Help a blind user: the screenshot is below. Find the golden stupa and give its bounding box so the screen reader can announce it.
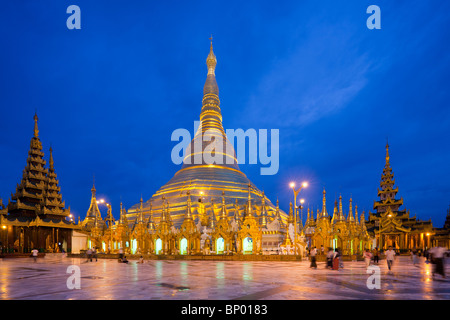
[126,41,286,226]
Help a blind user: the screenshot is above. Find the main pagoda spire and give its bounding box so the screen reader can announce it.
[182,38,238,169]
[127,39,284,228]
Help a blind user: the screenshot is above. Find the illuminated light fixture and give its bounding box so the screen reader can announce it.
[302,182,308,188]
[1,225,6,229]
[289,182,295,188]
[300,199,305,204]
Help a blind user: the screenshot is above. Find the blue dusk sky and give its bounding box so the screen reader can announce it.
[0,1,449,226]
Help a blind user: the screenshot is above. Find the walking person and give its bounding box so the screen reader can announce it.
[92,248,98,262]
[385,246,396,274]
[363,249,372,268]
[411,249,419,266]
[429,246,446,279]
[31,248,39,263]
[326,247,334,269]
[86,248,92,262]
[332,248,340,270]
[310,247,318,269]
[338,248,344,269]
[372,247,379,265]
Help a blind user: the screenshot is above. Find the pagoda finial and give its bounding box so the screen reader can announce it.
[321,187,327,218]
[186,191,193,219]
[206,35,217,76]
[385,139,390,165]
[91,177,96,196]
[33,112,39,138]
[49,146,54,170]
[348,196,354,222]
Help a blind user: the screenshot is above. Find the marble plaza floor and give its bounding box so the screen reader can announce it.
[0,254,449,300]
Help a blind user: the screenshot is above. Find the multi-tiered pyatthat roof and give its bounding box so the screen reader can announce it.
[126,41,284,227]
[373,142,403,214]
[365,142,433,250]
[8,114,70,220]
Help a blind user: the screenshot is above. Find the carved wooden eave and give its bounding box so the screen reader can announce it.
[377,186,398,196]
[373,197,403,209]
[0,215,80,230]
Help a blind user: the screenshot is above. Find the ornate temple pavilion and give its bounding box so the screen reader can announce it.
[125,41,286,228]
[365,143,434,251]
[0,114,79,253]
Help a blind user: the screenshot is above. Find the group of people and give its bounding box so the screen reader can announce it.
[308,246,394,272]
[308,245,447,279]
[308,247,343,270]
[85,248,98,262]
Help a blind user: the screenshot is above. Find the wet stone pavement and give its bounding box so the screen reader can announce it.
[0,254,449,300]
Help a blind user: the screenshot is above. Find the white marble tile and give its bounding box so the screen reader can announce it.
[0,254,448,300]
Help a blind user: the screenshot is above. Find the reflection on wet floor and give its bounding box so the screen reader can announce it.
[0,255,448,300]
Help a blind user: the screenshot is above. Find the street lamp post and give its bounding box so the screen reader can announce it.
[289,182,308,255]
[299,198,305,230]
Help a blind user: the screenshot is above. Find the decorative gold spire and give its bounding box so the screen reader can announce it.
[246,183,253,217]
[385,140,390,166]
[221,190,227,219]
[209,198,217,228]
[119,201,123,223]
[138,196,144,223]
[288,202,294,224]
[161,196,167,222]
[347,196,354,222]
[321,188,328,218]
[260,191,268,228]
[49,146,54,170]
[91,176,96,196]
[33,112,39,138]
[186,191,193,219]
